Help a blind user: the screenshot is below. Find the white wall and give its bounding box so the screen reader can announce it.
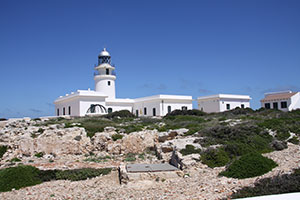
[79,98,107,116]
[290,92,300,111]
[105,101,133,113]
[219,98,250,112]
[198,98,250,113]
[133,99,193,117]
[198,99,220,113]
[261,99,291,112]
[54,99,80,117]
[133,100,161,117]
[94,75,116,99]
[161,100,193,116]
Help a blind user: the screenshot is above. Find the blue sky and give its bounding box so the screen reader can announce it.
[0,0,300,118]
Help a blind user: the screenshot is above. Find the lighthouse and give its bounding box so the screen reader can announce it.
[94,48,116,99]
[54,48,193,117]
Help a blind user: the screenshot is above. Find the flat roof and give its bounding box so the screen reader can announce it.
[126,163,178,173]
[197,94,251,100]
[54,90,108,103]
[134,94,193,102]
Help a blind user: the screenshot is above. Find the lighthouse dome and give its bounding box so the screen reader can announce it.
[98,48,110,57]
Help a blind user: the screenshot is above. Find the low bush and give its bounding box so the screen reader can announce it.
[84,156,111,163]
[111,134,123,141]
[230,168,300,199]
[104,110,135,119]
[124,153,136,162]
[275,130,290,140]
[0,146,7,159]
[165,109,206,117]
[55,168,112,181]
[0,166,112,192]
[223,107,254,115]
[121,124,143,133]
[0,165,42,192]
[37,128,44,134]
[288,136,299,144]
[201,148,230,168]
[271,140,287,151]
[10,157,21,162]
[0,118,7,121]
[180,145,201,156]
[34,152,44,158]
[219,152,277,179]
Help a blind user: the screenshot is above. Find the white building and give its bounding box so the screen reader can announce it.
[260,91,300,112]
[54,48,193,117]
[197,94,251,113]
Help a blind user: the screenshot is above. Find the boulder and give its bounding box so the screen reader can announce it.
[120,130,158,154]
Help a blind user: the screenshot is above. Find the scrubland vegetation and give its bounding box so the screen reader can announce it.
[2,108,300,196]
[0,165,112,192]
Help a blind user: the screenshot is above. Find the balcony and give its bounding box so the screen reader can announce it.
[94,70,116,76]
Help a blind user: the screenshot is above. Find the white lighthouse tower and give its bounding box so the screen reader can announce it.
[94,48,116,99]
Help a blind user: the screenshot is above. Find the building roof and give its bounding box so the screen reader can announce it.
[134,94,193,102]
[98,48,110,57]
[54,90,108,103]
[261,91,297,102]
[197,94,251,101]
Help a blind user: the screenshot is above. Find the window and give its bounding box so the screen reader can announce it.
[68,106,71,115]
[181,106,187,111]
[57,109,59,116]
[153,108,156,116]
[273,102,278,109]
[108,81,111,86]
[144,107,147,115]
[226,104,230,110]
[167,106,171,113]
[108,108,113,113]
[63,107,65,115]
[106,69,109,75]
[136,110,139,117]
[265,103,271,109]
[281,101,287,109]
[241,104,245,109]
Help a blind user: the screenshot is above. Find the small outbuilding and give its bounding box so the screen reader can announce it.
[260,91,300,112]
[197,94,251,113]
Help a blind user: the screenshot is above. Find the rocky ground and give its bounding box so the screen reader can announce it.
[0,117,299,200]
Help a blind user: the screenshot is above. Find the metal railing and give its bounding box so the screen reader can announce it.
[94,70,116,76]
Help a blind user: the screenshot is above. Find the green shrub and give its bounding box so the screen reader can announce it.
[0,165,113,192]
[121,124,143,133]
[34,152,44,158]
[37,128,44,133]
[10,157,21,162]
[165,109,206,117]
[0,165,42,192]
[138,153,145,160]
[224,142,253,158]
[0,118,7,121]
[180,145,201,156]
[201,148,230,168]
[104,110,135,119]
[111,134,123,141]
[220,152,277,179]
[84,156,111,163]
[276,130,290,140]
[55,168,111,181]
[288,136,299,144]
[0,146,8,159]
[230,168,300,199]
[124,153,136,162]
